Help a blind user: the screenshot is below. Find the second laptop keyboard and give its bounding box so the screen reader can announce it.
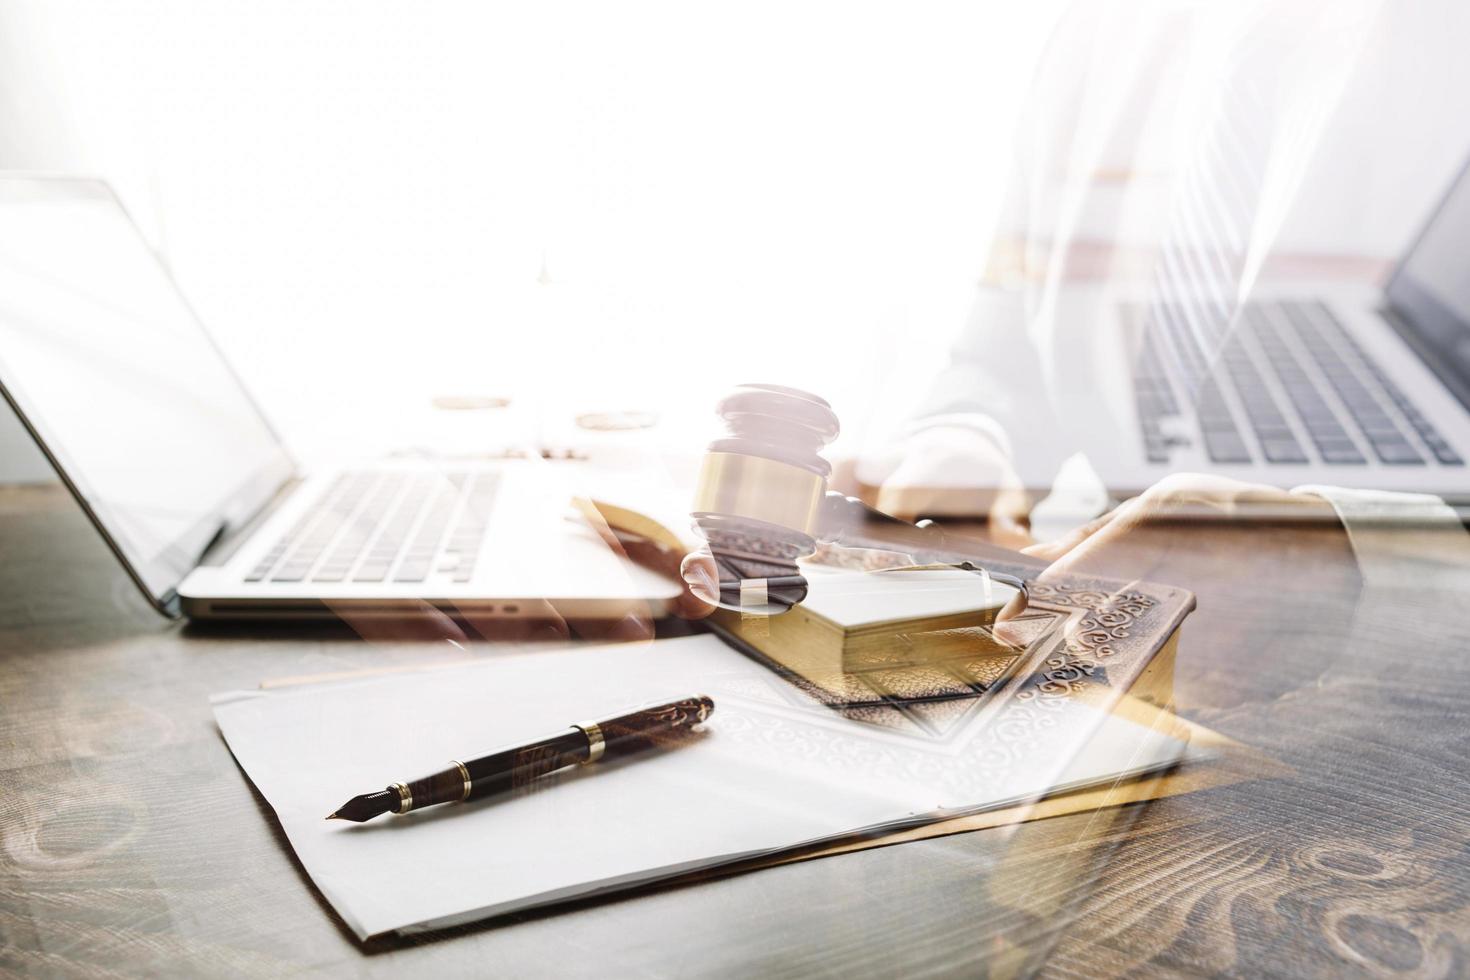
[245,470,499,585]
[1134,299,1463,467]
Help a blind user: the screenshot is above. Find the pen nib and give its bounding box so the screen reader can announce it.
[327,790,397,823]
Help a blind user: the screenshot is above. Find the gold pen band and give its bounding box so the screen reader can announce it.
[575,722,605,764]
[452,760,472,801]
[390,780,412,814]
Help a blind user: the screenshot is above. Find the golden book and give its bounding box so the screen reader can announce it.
[586,496,1194,716]
[705,563,1031,704]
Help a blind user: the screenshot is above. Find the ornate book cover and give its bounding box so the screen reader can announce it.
[705,533,1194,742]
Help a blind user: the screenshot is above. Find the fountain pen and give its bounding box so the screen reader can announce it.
[326,694,715,822]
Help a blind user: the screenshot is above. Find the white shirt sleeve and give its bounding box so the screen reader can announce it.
[1293,485,1470,591]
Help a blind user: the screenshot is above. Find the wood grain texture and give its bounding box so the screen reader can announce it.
[3,483,1469,977]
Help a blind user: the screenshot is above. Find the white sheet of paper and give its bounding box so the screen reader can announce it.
[799,564,1020,627]
[212,635,1187,940]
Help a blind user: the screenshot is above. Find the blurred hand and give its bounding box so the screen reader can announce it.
[1020,473,1339,582]
[873,424,1033,549]
[992,473,1341,647]
[319,490,718,647]
[321,595,575,650]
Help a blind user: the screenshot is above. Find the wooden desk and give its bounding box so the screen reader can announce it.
[4,483,1469,976]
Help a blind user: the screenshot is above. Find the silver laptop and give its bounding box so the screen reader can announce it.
[1026,156,1470,512]
[0,176,681,621]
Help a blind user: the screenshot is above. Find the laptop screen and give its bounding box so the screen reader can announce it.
[0,179,293,610]
[1385,156,1470,405]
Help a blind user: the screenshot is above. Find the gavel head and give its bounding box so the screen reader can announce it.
[684,384,840,613]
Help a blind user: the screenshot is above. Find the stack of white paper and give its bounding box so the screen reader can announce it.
[213,635,1186,940]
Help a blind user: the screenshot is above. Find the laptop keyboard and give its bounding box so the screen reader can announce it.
[1249,305,1363,463]
[244,470,500,585]
[1133,299,1463,467]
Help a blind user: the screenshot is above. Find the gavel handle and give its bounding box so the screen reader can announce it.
[815,492,1035,570]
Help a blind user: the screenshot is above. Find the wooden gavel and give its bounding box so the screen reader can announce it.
[684,384,840,613]
[683,384,1030,617]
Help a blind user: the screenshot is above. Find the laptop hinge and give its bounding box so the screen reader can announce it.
[197,477,303,568]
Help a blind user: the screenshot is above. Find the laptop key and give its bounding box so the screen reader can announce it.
[1421,435,1464,465]
[353,562,392,582]
[1260,438,1309,464]
[1359,415,1400,436]
[394,562,430,582]
[1370,440,1425,465]
[1431,446,1465,465]
[1203,430,1252,463]
[1315,438,1366,464]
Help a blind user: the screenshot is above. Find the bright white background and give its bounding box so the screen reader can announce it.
[2,0,1467,478]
